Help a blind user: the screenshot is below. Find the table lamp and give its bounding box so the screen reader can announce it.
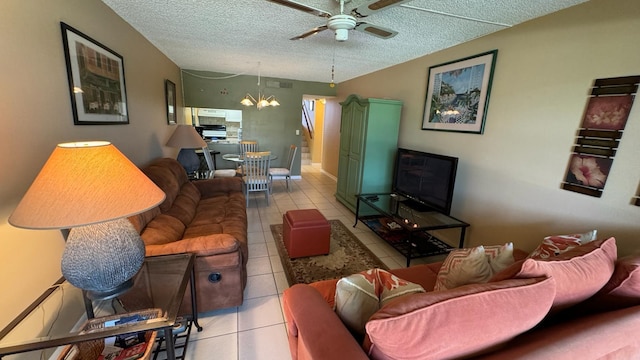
[8,141,166,299]
[166,125,207,175]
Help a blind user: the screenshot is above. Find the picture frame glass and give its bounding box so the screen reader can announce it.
[422,50,497,134]
[165,80,177,125]
[61,22,129,125]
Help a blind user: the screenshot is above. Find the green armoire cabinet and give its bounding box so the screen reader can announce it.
[336,95,403,212]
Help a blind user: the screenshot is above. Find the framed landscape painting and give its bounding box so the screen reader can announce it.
[61,22,129,125]
[422,50,498,134]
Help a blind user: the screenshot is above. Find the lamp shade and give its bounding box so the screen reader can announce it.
[9,141,166,229]
[166,125,207,149]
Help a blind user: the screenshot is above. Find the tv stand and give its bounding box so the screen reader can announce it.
[355,193,470,267]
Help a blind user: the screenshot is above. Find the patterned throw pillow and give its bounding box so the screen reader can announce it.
[529,230,598,259]
[486,243,516,274]
[434,243,515,291]
[334,268,424,336]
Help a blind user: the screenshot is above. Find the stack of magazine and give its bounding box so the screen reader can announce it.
[79,309,162,360]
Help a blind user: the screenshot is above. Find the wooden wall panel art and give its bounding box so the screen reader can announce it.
[562,76,639,198]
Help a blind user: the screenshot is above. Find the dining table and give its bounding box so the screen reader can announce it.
[222,153,278,162]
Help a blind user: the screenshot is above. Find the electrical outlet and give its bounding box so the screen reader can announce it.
[296,130,300,135]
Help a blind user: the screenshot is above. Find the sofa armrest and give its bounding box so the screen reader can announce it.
[283,284,369,360]
[194,177,243,197]
[144,234,239,257]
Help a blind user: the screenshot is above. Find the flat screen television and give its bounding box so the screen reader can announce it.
[392,148,459,215]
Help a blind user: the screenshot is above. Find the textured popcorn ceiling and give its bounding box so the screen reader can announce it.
[101,0,589,83]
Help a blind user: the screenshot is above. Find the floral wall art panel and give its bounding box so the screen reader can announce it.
[561,76,639,198]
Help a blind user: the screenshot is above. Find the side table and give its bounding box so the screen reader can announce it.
[0,253,202,360]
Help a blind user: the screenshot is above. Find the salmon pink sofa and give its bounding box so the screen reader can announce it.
[283,237,640,359]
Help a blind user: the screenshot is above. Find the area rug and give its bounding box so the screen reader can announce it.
[271,219,389,285]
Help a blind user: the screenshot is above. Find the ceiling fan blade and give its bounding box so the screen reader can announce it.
[350,0,413,18]
[354,22,398,39]
[290,25,329,40]
[266,0,332,18]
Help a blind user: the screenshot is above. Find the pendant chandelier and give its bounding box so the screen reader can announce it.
[240,62,280,110]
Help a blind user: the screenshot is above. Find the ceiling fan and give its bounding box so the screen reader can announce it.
[266,0,412,42]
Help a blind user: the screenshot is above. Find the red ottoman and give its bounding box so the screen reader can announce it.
[283,209,331,259]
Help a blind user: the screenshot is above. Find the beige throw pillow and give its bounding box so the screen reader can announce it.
[434,243,515,291]
[335,268,424,337]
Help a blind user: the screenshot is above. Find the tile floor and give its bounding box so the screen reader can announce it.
[183,165,431,360]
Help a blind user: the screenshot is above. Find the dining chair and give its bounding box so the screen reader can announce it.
[202,147,236,178]
[269,144,297,192]
[242,151,271,206]
[237,140,259,176]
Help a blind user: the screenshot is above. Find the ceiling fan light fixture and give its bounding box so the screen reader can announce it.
[335,28,349,41]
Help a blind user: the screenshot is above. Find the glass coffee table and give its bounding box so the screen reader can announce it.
[355,193,470,266]
[0,253,202,360]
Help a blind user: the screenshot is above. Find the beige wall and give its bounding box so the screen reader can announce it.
[0,0,182,329]
[336,0,640,255]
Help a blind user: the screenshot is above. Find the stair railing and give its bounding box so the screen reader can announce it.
[302,102,314,139]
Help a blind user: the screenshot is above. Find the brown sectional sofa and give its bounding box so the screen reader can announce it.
[283,237,640,359]
[128,157,247,313]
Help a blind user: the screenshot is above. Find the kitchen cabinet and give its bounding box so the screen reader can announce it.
[336,95,402,212]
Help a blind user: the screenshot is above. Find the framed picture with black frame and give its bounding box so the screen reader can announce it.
[165,80,177,125]
[422,50,498,134]
[61,22,129,125]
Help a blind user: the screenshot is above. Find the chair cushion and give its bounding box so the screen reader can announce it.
[269,167,290,176]
[213,169,237,178]
[364,276,556,360]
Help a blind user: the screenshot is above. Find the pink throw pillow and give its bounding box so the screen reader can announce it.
[587,254,640,310]
[364,277,556,360]
[501,237,617,311]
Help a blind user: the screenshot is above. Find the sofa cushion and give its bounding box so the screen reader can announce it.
[586,254,640,311]
[493,237,616,311]
[163,185,199,226]
[335,269,425,337]
[142,164,182,212]
[364,276,556,360]
[140,214,185,245]
[528,229,598,259]
[434,243,514,291]
[309,278,339,308]
[388,262,442,292]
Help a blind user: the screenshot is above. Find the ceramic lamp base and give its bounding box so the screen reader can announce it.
[62,218,145,297]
